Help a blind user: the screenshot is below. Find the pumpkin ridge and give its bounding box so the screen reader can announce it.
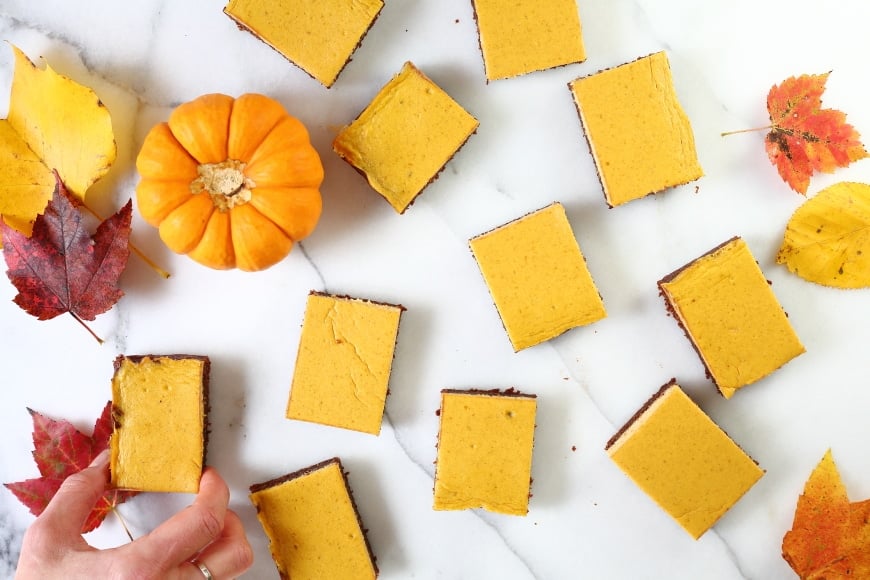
[167,93,234,164]
[228,93,288,162]
[231,203,293,271]
[246,196,297,242]
[136,123,199,180]
[250,185,322,241]
[159,193,215,254]
[188,209,236,269]
[136,178,196,226]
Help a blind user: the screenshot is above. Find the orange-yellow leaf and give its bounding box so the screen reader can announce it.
[766,73,866,195]
[782,450,870,579]
[0,44,116,239]
[776,181,870,288]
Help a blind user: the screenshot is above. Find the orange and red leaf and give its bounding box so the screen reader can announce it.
[782,450,870,579]
[765,73,867,194]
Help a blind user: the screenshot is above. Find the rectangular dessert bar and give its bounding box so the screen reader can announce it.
[607,380,764,539]
[469,202,606,351]
[433,389,537,516]
[224,0,383,88]
[569,52,703,206]
[287,292,404,435]
[658,237,805,398]
[249,458,377,579]
[333,61,479,213]
[471,0,586,80]
[110,355,209,493]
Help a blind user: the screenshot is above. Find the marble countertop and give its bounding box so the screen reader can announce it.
[3,1,870,578]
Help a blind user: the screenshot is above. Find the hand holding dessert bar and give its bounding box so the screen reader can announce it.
[14,452,253,580]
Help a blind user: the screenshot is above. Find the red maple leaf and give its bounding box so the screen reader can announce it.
[765,73,867,194]
[4,402,139,533]
[0,172,132,343]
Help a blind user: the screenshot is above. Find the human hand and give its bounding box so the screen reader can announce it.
[15,451,253,579]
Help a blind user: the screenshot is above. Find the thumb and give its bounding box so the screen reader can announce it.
[39,449,110,537]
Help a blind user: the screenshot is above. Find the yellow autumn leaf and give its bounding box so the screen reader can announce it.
[0,120,54,236]
[777,181,870,288]
[0,44,116,236]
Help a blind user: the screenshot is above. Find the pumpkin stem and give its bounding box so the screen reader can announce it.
[191,160,255,211]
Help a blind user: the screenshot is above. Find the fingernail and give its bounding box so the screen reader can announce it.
[89,449,110,468]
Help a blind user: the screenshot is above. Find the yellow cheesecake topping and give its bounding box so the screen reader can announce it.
[433,390,537,516]
[287,292,403,435]
[110,355,209,493]
[250,458,376,580]
[607,381,764,539]
[470,202,606,351]
[659,237,805,398]
[333,61,479,213]
[223,0,383,88]
[472,0,585,80]
[569,51,703,206]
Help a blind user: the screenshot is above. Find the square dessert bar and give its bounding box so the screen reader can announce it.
[469,202,606,351]
[287,291,404,435]
[250,458,377,580]
[471,0,586,81]
[606,381,764,539]
[569,51,703,206]
[333,61,479,213]
[224,0,383,88]
[659,237,805,398]
[433,389,537,516]
[110,355,209,493]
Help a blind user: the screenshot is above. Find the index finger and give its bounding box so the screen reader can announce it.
[132,468,229,569]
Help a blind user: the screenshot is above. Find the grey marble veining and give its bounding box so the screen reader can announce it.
[0,507,23,579]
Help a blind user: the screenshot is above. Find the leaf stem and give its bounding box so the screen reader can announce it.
[112,506,135,543]
[128,244,171,279]
[69,312,104,344]
[81,202,170,279]
[721,125,773,137]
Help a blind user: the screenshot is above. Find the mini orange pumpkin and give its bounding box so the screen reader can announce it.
[136,93,323,271]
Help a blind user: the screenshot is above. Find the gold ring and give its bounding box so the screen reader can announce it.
[192,559,214,580]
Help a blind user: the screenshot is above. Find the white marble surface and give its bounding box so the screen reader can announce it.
[2,1,870,578]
